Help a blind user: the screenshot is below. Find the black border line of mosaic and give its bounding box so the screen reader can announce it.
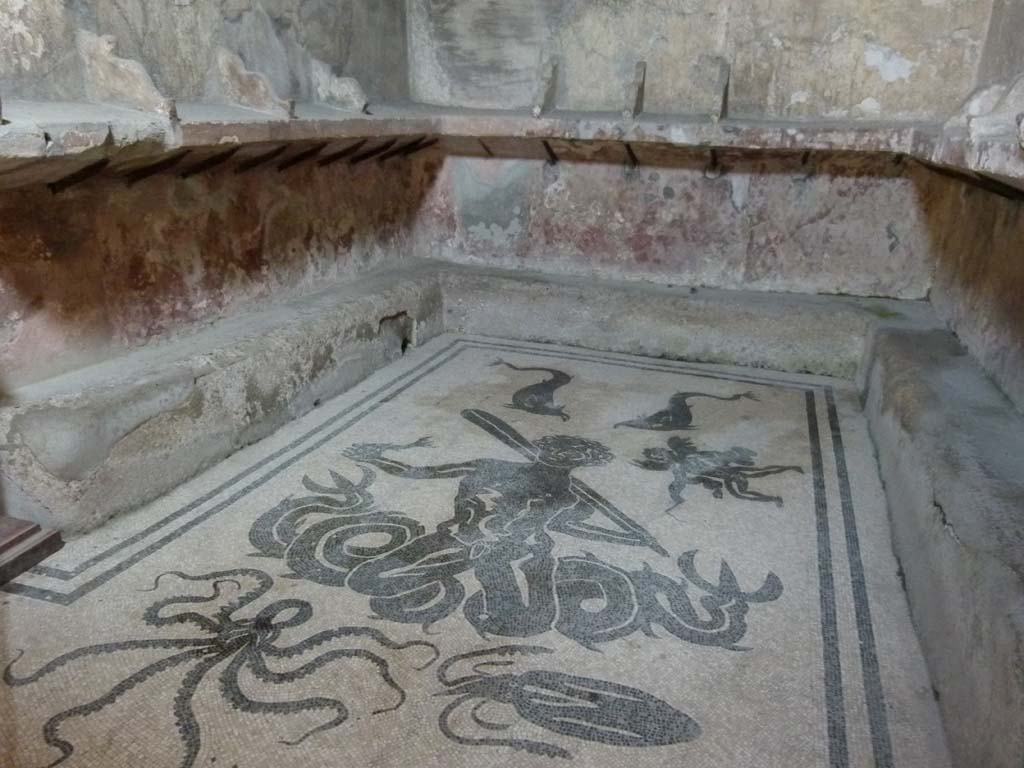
[27,338,824,585]
[7,344,469,603]
[806,391,849,768]
[2,336,895,765]
[826,388,895,768]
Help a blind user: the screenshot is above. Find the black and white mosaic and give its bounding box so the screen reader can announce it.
[0,335,951,767]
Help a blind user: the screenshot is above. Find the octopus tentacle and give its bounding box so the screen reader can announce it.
[438,645,553,687]
[173,654,226,768]
[142,570,273,631]
[4,640,213,686]
[264,627,439,669]
[144,570,274,623]
[438,696,571,759]
[220,652,349,746]
[246,648,407,714]
[39,649,210,767]
[470,699,512,731]
[472,660,516,676]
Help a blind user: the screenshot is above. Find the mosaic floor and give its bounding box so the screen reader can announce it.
[0,335,951,768]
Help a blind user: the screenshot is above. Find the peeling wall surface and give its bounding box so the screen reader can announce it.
[974,0,1024,88]
[0,156,440,387]
[407,0,987,119]
[0,0,85,101]
[415,148,1024,412]
[0,0,408,104]
[418,148,934,299]
[0,145,1020,410]
[923,175,1024,412]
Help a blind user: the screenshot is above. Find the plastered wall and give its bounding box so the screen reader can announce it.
[407,0,990,120]
[923,175,1024,412]
[0,155,441,388]
[0,0,408,104]
[417,147,935,299]
[415,146,1024,412]
[1,145,1022,412]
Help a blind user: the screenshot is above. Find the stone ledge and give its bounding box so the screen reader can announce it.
[439,262,939,380]
[4,98,1022,192]
[0,98,943,191]
[0,259,939,536]
[0,266,444,533]
[863,328,1024,768]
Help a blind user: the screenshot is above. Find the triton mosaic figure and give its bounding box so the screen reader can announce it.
[249,408,783,650]
[344,408,662,557]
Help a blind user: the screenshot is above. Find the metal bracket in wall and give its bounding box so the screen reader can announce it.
[478,139,495,158]
[704,149,723,179]
[623,61,647,120]
[122,150,191,185]
[377,136,427,163]
[235,145,288,174]
[624,143,640,169]
[378,136,439,163]
[542,140,559,166]
[349,139,398,165]
[179,146,241,179]
[316,140,368,167]
[277,142,329,172]
[404,138,439,157]
[0,94,8,126]
[48,159,111,194]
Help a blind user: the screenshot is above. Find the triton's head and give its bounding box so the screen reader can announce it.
[534,435,613,468]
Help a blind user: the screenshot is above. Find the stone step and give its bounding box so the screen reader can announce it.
[0,263,446,534]
[864,327,1024,768]
[0,260,939,536]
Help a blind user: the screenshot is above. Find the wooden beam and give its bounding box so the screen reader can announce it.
[0,516,63,586]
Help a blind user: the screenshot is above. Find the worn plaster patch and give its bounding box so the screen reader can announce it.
[729,173,751,212]
[864,43,917,83]
[855,97,883,116]
[0,0,48,72]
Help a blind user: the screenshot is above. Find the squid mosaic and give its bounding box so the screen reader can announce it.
[433,645,701,758]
